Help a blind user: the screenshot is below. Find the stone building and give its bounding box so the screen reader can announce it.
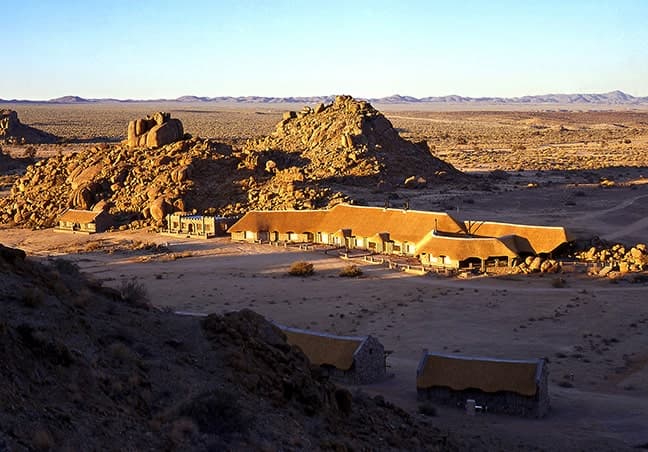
[164,213,237,238]
[278,325,387,384]
[56,209,113,234]
[416,352,550,418]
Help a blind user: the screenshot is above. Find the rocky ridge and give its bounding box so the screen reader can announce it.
[0,97,464,230]
[0,243,485,451]
[0,109,58,144]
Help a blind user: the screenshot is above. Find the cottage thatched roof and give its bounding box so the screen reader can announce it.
[416,231,519,261]
[228,204,466,243]
[228,205,571,262]
[228,209,329,234]
[466,221,571,254]
[58,209,106,224]
[416,353,544,397]
[279,326,366,371]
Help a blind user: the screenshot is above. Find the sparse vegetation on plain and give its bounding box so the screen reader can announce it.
[119,278,149,305]
[288,261,314,276]
[339,264,363,277]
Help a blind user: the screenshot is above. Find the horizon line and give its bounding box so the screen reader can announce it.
[2,89,648,103]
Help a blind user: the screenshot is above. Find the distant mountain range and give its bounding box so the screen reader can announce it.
[2,90,647,105]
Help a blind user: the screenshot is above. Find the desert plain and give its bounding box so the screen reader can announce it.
[2,101,648,450]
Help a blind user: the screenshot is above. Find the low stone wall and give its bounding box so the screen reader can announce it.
[418,384,549,418]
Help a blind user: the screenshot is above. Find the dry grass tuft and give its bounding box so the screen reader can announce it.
[119,278,149,305]
[21,287,45,308]
[32,429,54,450]
[339,264,363,277]
[551,277,567,288]
[288,261,314,276]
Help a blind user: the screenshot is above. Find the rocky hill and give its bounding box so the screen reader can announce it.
[0,109,58,144]
[0,243,491,451]
[0,97,464,230]
[243,95,461,188]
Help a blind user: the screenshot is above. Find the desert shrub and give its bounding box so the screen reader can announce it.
[288,261,314,276]
[170,417,198,443]
[32,429,54,450]
[108,341,139,364]
[418,402,438,416]
[73,289,93,309]
[119,278,149,305]
[178,389,249,435]
[23,146,37,160]
[21,287,45,308]
[51,258,80,276]
[339,264,363,277]
[551,277,566,288]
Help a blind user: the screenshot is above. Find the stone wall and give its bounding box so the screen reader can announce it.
[417,363,550,418]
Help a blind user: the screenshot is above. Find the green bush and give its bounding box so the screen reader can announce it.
[288,261,314,276]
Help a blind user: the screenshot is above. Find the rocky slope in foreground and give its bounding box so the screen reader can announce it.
[0,96,463,229]
[1,243,504,451]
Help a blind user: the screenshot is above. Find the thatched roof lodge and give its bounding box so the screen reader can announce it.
[228,204,571,269]
[278,325,386,384]
[56,209,113,234]
[417,352,549,418]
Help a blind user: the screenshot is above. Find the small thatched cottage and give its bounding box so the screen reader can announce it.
[228,204,571,269]
[164,213,237,238]
[278,325,386,384]
[416,352,549,418]
[56,209,113,234]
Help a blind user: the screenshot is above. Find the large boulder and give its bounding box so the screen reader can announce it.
[0,109,58,144]
[127,112,184,149]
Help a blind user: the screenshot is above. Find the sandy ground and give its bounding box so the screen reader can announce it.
[3,182,648,451]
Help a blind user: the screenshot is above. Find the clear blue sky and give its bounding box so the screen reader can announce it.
[5,0,648,99]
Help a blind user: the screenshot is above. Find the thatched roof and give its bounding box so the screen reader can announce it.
[318,204,466,242]
[228,205,571,262]
[279,325,366,371]
[416,352,544,397]
[466,221,571,254]
[58,209,106,224]
[416,231,519,261]
[228,204,466,243]
[228,209,329,234]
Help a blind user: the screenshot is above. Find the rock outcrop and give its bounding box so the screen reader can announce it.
[0,109,58,144]
[244,95,462,187]
[577,243,648,274]
[1,99,464,229]
[126,112,184,148]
